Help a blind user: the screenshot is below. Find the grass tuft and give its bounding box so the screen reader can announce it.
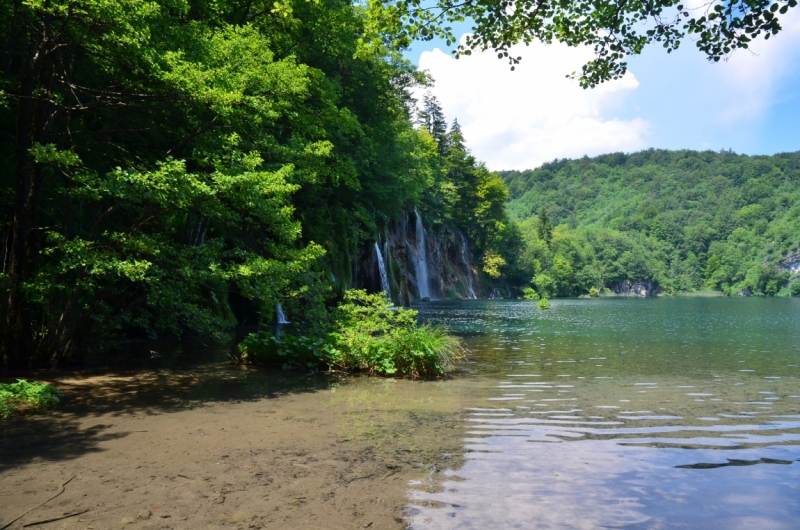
[0,379,63,418]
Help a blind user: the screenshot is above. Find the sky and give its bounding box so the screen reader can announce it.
[403,10,800,171]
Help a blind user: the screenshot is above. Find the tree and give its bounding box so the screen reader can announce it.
[417,92,448,152]
[538,209,553,246]
[501,149,800,297]
[0,0,446,367]
[366,0,798,87]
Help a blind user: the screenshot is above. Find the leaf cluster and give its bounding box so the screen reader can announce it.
[0,380,63,418]
[366,0,798,87]
[236,289,464,378]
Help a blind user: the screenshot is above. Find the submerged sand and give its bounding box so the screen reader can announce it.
[0,366,466,529]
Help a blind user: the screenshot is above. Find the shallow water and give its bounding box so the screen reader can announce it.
[408,298,800,529]
[4,298,799,528]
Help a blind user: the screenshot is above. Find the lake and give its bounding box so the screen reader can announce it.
[407,297,800,529]
[2,297,798,529]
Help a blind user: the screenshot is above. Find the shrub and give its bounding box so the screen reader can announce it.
[236,290,463,378]
[588,286,600,297]
[537,297,552,309]
[0,380,63,418]
[237,333,330,370]
[533,273,554,297]
[326,290,463,378]
[521,287,539,300]
[791,280,800,297]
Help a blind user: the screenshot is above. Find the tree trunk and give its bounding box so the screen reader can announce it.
[1,11,49,368]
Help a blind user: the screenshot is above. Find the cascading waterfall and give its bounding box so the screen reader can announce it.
[275,304,289,324]
[413,207,431,299]
[459,231,477,299]
[374,242,391,295]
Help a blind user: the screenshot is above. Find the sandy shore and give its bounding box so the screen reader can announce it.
[0,366,465,529]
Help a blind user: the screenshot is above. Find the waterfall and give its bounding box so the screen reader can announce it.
[374,242,391,295]
[275,304,289,324]
[414,207,430,299]
[459,231,477,299]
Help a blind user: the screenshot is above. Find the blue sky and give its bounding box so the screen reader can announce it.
[402,12,800,170]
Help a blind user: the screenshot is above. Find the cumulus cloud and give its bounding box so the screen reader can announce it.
[716,8,800,122]
[417,38,651,170]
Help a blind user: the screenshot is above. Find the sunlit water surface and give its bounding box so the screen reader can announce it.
[408,298,800,529]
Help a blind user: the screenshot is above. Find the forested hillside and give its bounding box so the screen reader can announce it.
[0,0,512,368]
[501,150,800,298]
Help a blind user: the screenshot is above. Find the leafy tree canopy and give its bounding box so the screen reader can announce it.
[364,0,798,87]
[0,0,516,368]
[502,149,800,297]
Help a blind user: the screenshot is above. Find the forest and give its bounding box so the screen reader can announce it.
[501,150,800,298]
[0,0,514,369]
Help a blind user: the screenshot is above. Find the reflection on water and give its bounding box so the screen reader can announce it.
[408,298,800,529]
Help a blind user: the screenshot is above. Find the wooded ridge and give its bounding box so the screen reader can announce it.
[501,149,800,298]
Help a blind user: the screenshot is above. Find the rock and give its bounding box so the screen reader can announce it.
[351,209,482,304]
[136,509,152,520]
[607,281,661,297]
[777,251,800,273]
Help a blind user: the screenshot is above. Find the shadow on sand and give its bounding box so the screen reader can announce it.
[0,360,332,473]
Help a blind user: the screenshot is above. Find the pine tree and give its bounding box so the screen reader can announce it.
[444,118,466,155]
[538,208,553,246]
[418,92,447,150]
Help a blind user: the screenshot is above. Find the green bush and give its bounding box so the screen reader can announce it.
[325,290,463,378]
[0,380,63,418]
[588,286,600,297]
[236,290,463,378]
[237,333,330,370]
[533,273,554,297]
[537,297,552,309]
[790,280,800,297]
[521,287,539,300]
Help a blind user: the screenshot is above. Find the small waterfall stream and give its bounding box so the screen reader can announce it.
[459,231,477,299]
[275,304,289,324]
[374,242,391,295]
[414,207,431,299]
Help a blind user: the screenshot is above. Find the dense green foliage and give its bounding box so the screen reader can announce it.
[502,150,800,297]
[415,95,520,282]
[237,290,463,377]
[326,290,463,377]
[365,0,798,87]
[537,297,551,309]
[0,379,62,418]
[0,0,508,369]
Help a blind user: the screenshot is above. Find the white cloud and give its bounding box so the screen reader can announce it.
[717,8,800,122]
[417,38,651,170]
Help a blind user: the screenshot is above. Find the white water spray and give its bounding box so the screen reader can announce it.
[459,231,477,299]
[374,242,391,295]
[275,304,289,324]
[414,207,431,299]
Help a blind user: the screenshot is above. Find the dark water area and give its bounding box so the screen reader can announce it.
[408,298,800,529]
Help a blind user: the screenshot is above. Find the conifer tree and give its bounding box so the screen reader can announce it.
[538,209,553,246]
[418,92,448,153]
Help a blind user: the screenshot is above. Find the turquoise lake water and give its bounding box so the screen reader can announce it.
[408,297,800,529]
